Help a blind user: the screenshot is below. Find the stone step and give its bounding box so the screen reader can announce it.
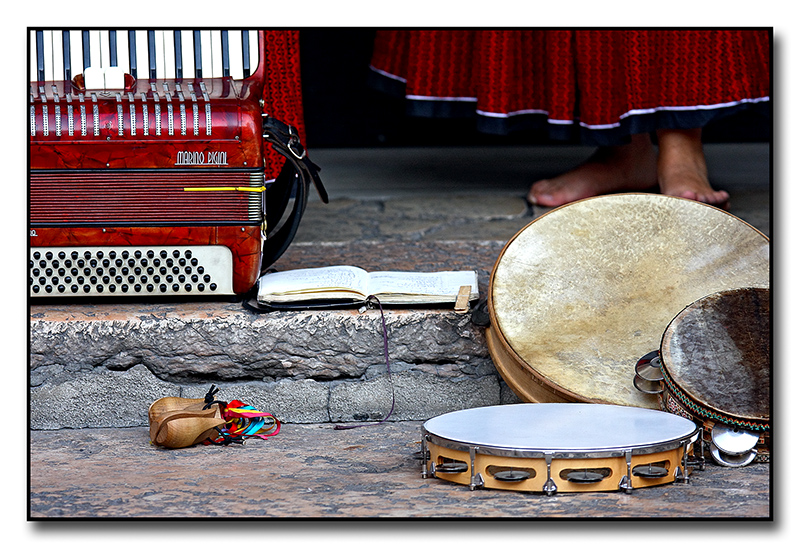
[30,292,524,429]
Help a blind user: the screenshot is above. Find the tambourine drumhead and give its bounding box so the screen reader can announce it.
[661,287,770,424]
[423,403,697,454]
[488,194,769,408]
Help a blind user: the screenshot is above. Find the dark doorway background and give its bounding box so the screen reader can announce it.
[298,29,771,149]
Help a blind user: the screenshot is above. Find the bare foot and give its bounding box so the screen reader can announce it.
[527,133,658,207]
[656,128,730,210]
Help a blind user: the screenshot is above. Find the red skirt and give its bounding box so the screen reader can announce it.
[261,30,306,180]
[369,30,771,145]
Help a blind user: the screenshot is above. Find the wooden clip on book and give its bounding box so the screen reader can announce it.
[256,266,479,308]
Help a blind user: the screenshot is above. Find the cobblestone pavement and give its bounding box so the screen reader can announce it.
[30,422,770,520]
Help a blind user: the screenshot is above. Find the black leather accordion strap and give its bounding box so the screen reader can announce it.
[260,116,328,274]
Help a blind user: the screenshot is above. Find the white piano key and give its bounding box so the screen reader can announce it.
[30,30,38,82]
[153,31,165,79]
[98,30,111,68]
[210,31,223,79]
[181,30,194,79]
[162,30,176,79]
[69,30,83,75]
[115,30,129,74]
[248,30,259,77]
[200,30,213,79]
[88,30,102,69]
[134,30,149,79]
[51,31,65,82]
[228,30,243,80]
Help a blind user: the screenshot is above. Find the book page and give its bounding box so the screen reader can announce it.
[258,266,370,298]
[366,271,478,299]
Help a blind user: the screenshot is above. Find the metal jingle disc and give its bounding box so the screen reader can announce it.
[632,464,669,478]
[633,374,663,395]
[710,444,757,468]
[492,469,531,482]
[566,470,604,484]
[711,424,760,455]
[436,462,469,474]
[635,353,664,382]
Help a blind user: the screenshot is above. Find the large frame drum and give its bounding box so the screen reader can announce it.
[487,194,769,409]
[422,403,700,495]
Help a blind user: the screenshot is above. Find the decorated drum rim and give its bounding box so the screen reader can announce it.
[659,363,770,433]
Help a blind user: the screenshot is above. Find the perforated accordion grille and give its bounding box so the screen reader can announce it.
[29,245,234,297]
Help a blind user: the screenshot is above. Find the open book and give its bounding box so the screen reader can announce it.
[256,266,479,306]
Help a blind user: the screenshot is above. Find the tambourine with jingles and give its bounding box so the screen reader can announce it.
[421,403,700,495]
[634,287,770,467]
[486,194,770,410]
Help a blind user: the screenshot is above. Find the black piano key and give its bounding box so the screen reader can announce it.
[221,30,230,77]
[109,30,118,66]
[174,30,182,79]
[193,30,202,78]
[242,30,250,78]
[147,30,157,80]
[62,30,72,80]
[128,30,137,79]
[35,31,45,81]
[82,30,91,70]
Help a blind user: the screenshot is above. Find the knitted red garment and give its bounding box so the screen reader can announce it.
[261,30,306,181]
[370,30,770,144]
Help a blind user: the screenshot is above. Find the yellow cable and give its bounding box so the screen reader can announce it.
[183,186,267,192]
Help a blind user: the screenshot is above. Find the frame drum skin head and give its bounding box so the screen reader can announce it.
[661,287,770,423]
[488,194,769,409]
[423,403,697,453]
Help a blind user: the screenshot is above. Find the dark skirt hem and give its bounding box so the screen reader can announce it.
[368,68,771,147]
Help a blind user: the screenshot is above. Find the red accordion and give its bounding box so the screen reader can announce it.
[29,29,325,298]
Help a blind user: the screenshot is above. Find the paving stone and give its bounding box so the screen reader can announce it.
[29,423,771,519]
